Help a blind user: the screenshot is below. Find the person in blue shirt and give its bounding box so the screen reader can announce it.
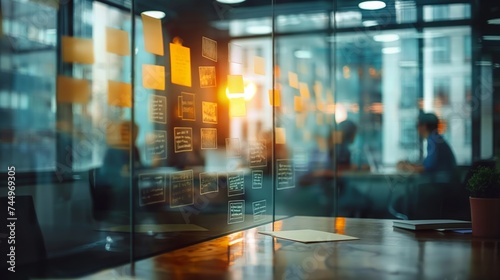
[398,113,457,179]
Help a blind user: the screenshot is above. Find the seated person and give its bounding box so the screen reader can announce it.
[397,113,457,182]
[93,122,142,216]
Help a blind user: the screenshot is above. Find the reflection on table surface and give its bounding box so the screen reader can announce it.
[86,216,500,280]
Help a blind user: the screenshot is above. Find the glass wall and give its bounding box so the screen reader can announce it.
[0,0,497,277]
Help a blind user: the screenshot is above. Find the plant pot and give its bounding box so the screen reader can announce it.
[469,197,500,238]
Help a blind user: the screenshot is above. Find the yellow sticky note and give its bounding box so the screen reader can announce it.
[288,72,299,89]
[268,89,281,107]
[227,75,244,93]
[276,127,286,144]
[299,83,310,98]
[142,14,164,56]
[254,56,265,75]
[230,98,246,117]
[170,43,192,87]
[294,96,303,112]
[56,76,90,104]
[61,36,94,64]
[106,27,130,56]
[108,81,132,107]
[142,64,165,90]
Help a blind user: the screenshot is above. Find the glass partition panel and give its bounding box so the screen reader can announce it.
[131,0,274,259]
[0,0,133,278]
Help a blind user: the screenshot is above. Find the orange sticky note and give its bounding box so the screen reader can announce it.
[61,36,94,64]
[142,14,164,56]
[288,72,299,89]
[142,64,165,90]
[299,83,310,98]
[227,75,244,93]
[268,89,281,107]
[230,98,246,117]
[275,127,286,144]
[294,96,303,112]
[170,43,192,87]
[108,81,132,107]
[254,56,265,75]
[56,76,90,104]
[106,27,130,56]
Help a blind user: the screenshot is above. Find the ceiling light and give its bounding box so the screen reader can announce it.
[246,25,272,35]
[216,0,246,4]
[358,1,386,10]
[483,35,500,41]
[141,11,166,19]
[373,34,400,42]
[294,50,312,59]
[362,20,378,27]
[382,47,400,54]
[487,18,500,25]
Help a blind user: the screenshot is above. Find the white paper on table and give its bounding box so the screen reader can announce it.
[259,229,359,243]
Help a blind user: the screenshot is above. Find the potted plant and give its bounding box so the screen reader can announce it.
[466,166,500,237]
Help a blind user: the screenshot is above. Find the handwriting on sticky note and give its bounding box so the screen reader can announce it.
[142,14,164,55]
[252,171,264,189]
[149,95,167,124]
[249,141,267,167]
[62,36,94,64]
[106,27,130,56]
[202,102,217,124]
[181,92,195,121]
[56,76,90,104]
[201,128,217,149]
[108,80,131,107]
[174,127,193,153]
[170,170,194,208]
[228,200,245,224]
[139,174,166,206]
[252,200,267,222]
[142,64,165,90]
[147,130,167,160]
[277,159,295,190]
[200,172,219,195]
[202,37,217,62]
[199,66,216,88]
[170,43,192,87]
[228,173,245,197]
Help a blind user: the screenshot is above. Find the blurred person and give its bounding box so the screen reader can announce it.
[397,113,457,181]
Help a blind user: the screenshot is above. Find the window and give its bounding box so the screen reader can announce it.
[432,5,449,21]
[400,119,418,148]
[432,37,451,64]
[464,35,471,62]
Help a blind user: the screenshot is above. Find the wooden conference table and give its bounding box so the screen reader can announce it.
[87,216,500,279]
